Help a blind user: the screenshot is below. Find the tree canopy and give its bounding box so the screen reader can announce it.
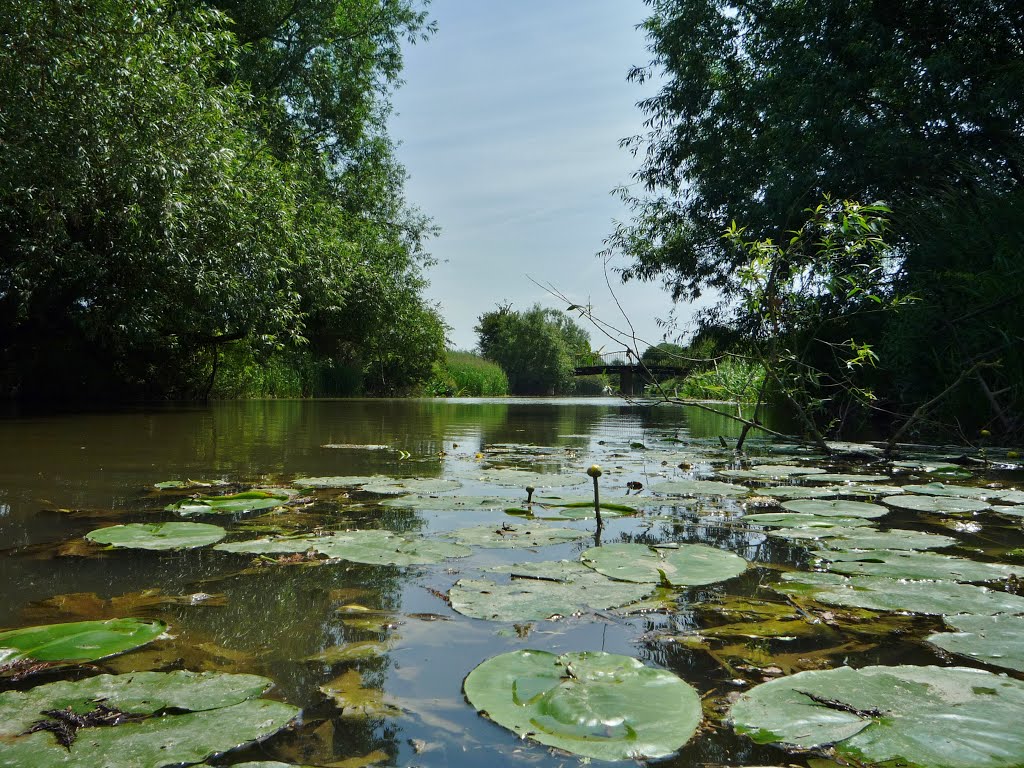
[611,0,1024,436]
[475,305,593,395]
[0,0,443,399]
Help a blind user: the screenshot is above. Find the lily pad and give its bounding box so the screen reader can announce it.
[901,482,999,500]
[449,561,653,622]
[291,475,383,489]
[475,469,587,488]
[720,465,827,480]
[463,650,701,760]
[379,494,515,511]
[927,614,1024,672]
[779,499,888,518]
[742,513,873,529]
[359,478,461,495]
[153,479,227,490]
[166,490,290,517]
[216,530,471,566]
[441,523,588,548]
[803,474,891,484]
[756,486,840,499]
[812,549,1020,582]
[85,522,226,551]
[812,529,957,551]
[730,664,1024,768]
[0,618,166,664]
[649,479,748,496]
[882,494,991,514]
[776,572,1024,615]
[580,542,748,586]
[0,670,298,767]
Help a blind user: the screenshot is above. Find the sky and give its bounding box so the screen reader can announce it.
[389,0,697,354]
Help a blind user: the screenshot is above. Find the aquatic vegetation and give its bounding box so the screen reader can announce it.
[215,529,471,566]
[463,650,701,760]
[927,614,1024,672]
[580,542,748,586]
[0,671,298,766]
[440,522,588,548]
[731,665,1024,768]
[0,619,166,665]
[166,490,291,516]
[85,522,226,550]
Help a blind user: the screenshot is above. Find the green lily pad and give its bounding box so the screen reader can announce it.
[995,489,1024,504]
[441,523,588,548]
[359,478,461,495]
[756,486,840,499]
[804,473,892,484]
[463,650,701,760]
[830,483,906,497]
[166,490,290,517]
[883,494,991,514]
[85,522,226,551]
[776,572,1024,615]
[580,542,748,586]
[379,494,515,511]
[812,529,957,551]
[901,482,999,500]
[649,479,748,496]
[449,561,653,622]
[475,469,587,488]
[779,499,889,518]
[730,664,1024,768]
[0,670,298,767]
[0,618,166,664]
[812,549,1020,582]
[536,500,636,519]
[927,614,1024,672]
[291,475,383,489]
[153,479,227,490]
[742,513,873,529]
[216,529,471,566]
[720,465,827,480]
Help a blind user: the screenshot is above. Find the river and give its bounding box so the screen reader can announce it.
[1,398,1021,767]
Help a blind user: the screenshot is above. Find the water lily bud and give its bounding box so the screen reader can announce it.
[980,429,992,438]
[586,465,603,478]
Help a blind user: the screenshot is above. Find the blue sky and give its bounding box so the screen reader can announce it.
[390,0,699,353]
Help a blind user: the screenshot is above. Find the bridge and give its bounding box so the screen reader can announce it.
[572,352,691,396]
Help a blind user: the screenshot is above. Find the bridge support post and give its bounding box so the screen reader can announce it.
[619,367,636,396]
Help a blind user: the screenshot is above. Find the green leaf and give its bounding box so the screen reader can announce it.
[165,490,290,517]
[927,614,1024,673]
[86,522,226,550]
[440,523,588,548]
[780,499,889,518]
[776,572,1024,616]
[649,479,748,496]
[464,650,701,760]
[812,549,1019,582]
[449,561,653,622]
[0,619,166,664]
[215,529,471,566]
[731,665,1024,768]
[580,542,748,586]
[882,494,991,514]
[0,671,298,767]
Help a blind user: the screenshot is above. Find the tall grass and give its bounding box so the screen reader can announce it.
[650,357,765,402]
[425,351,509,397]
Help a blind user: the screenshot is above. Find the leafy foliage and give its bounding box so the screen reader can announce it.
[475,305,594,395]
[0,0,443,400]
[612,0,1024,436]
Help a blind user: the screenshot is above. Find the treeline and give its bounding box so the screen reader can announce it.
[611,0,1024,440]
[0,0,445,400]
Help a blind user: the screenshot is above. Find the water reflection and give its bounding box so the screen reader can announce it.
[0,398,1020,768]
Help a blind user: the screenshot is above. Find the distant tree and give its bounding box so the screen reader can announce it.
[475,305,593,395]
[641,343,687,367]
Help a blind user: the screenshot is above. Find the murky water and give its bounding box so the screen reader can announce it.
[1,398,1021,767]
